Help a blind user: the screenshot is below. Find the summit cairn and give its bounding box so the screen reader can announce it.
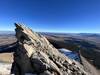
[11,23,89,75]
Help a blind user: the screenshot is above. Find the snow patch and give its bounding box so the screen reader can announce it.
[0,62,12,75]
[59,48,80,62]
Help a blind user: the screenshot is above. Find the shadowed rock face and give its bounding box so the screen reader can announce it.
[11,23,89,75]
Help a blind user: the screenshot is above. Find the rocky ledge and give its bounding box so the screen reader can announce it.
[11,23,90,75]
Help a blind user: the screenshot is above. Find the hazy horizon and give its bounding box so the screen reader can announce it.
[0,31,100,34]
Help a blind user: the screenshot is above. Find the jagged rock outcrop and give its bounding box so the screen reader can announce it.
[11,23,90,75]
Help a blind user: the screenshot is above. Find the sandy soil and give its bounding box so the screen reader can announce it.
[0,53,13,75]
[0,53,13,63]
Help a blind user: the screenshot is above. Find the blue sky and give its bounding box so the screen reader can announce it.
[0,0,100,33]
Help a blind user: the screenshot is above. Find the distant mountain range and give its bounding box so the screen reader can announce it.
[0,31,100,69]
[0,31,100,36]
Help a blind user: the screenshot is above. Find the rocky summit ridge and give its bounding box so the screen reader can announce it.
[11,23,90,75]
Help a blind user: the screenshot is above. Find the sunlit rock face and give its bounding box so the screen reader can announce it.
[11,23,90,75]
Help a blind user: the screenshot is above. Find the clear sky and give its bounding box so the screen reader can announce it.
[0,0,100,33]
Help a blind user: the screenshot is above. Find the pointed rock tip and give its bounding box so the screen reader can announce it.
[14,23,33,32]
[14,23,25,30]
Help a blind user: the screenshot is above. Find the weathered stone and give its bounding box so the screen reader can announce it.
[11,23,90,75]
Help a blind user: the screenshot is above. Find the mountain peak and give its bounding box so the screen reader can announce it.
[11,23,89,75]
